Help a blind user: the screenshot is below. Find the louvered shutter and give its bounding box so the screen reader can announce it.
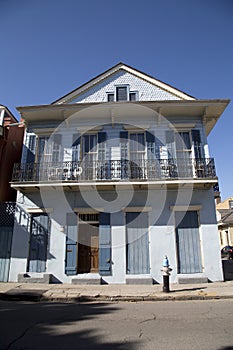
[65,213,78,275]
[25,134,36,163]
[99,213,111,275]
[176,211,202,274]
[72,134,81,162]
[165,130,175,159]
[192,130,202,159]
[28,214,49,273]
[126,212,150,274]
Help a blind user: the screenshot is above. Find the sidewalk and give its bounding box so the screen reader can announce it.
[1,281,233,302]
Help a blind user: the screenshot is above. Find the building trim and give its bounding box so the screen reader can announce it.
[26,207,53,213]
[122,206,152,212]
[73,207,104,213]
[170,205,202,211]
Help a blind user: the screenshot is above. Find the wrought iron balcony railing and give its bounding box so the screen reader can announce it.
[11,158,216,183]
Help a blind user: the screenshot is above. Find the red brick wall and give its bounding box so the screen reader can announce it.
[0,114,24,202]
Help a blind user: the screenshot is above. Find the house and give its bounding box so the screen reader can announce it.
[9,63,230,284]
[0,104,24,282]
[216,198,233,248]
[0,105,24,202]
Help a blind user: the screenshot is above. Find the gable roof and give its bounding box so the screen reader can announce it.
[218,209,233,224]
[52,62,196,104]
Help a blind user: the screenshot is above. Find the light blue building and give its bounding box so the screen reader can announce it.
[9,63,229,284]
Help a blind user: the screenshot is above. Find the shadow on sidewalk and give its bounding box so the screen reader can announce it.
[170,287,207,293]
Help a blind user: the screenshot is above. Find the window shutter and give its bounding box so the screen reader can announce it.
[98,132,107,143]
[165,130,174,143]
[72,134,80,162]
[65,213,77,275]
[98,132,106,162]
[52,134,62,162]
[192,130,201,143]
[175,211,202,274]
[146,131,156,159]
[28,214,49,273]
[120,131,128,140]
[99,212,111,275]
[26,134,36,163]
[126,212,150,274]
[191,130,202,159]
[120,131,128,160]
[165,130,175,159]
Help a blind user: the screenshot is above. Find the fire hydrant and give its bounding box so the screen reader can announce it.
[161,255,172,293]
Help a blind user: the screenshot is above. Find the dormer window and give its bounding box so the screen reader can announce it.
[107,93,114,102]
[116,86,128,101]
[129,92,137,101]
[106,85,138,102]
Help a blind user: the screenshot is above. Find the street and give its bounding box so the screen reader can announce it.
[0,300,233,350]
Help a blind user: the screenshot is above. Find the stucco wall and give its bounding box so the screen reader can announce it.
[9,187,223,283]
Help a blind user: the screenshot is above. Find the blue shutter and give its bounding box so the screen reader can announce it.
[192,130,202,159]
[120,131,129,178]
[146,131,161,160]
[72,134,81,162]
[176,211,202,274]
[52,134,62,162]
[98,132,107,162]
[28,214,49,273]
[165,130,175,159]
[65,213,77,275]
[99,212,111,276]
[97,132,107,179]
[26,134,36,163]
[126,212,150,274]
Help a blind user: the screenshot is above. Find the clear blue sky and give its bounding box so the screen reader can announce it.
[0,0,232,200]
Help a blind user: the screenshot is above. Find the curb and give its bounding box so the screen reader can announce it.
[1,292,233,303]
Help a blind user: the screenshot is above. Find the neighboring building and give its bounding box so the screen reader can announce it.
[0,105,24,202]
[0,104,24,282]
[9,63,230,284]
[216,198,233,248]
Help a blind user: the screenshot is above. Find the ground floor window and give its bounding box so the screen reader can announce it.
[27,213,50,273]
[175,211,202,274]
[126,212,150,274]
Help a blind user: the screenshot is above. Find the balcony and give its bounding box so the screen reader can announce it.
[11,158,216,185]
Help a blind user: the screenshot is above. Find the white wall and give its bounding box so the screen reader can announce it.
[9,187,223,283]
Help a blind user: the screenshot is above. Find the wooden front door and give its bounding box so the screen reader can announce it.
[78,223,99,273]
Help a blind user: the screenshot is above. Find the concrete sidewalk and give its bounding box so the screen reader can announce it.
[1,281,233,302]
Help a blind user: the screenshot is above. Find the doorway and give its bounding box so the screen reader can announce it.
[77,214,99,273]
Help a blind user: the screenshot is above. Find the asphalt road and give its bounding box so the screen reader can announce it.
[0,300,233,350]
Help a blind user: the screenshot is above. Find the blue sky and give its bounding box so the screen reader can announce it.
[0,0,232,200]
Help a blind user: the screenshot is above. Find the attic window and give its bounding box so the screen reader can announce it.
[129,92,137,101]
[106,86,138,102]
[116,86,128,101]
[107,93,114,102]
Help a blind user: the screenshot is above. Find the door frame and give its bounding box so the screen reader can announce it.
[77,213,99,274]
